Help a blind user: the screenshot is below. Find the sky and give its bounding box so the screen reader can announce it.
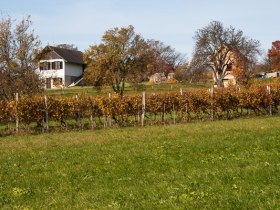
[1,0,280,60]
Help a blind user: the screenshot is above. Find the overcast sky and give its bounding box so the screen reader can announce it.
[1,0,280,59]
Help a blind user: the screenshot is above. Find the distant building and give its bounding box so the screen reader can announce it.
[167,72,175,80]
[149,73,167,83]
[265,72,280,78]
[222,71,236,88]
[255,72,280,79]
[149,72,176,83]
[37,46,84,88]
[255,72,266,79]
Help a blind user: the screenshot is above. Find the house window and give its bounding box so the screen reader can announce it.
[39,62,44,70]
[52,61,63,70]
[40,62,51,70]
[53,78,63,87]
[59,61,63,69]
[40,61,63,70]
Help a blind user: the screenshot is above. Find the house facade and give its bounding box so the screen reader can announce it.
[265,72,280,78]
[149,73,167,83]
[38,46,84,88]
[222,71,236,87]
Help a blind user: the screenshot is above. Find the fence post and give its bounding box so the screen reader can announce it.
[90,113,94,129]
[185,103,188,122]
[75,95,81,128]
[44,95,49,132]
[141,92,145,126]
[163,103,166,125]
[267,85,272,116]
[210,86,214,121]
[103,94,106,129]
[173,104,176,124]
[15,93,19,134]
[108,93,112,127]
[137,105,140,125]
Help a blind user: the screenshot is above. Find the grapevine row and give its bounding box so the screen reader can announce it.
[0,84,279,134]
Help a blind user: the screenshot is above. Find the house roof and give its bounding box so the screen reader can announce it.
[40,46,83,65]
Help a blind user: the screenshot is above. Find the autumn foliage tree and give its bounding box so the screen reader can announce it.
[83,25,150,95]
[0,15,43,100]
[231,51,254,85]
[84,26,188,94]
[268,40,280,72]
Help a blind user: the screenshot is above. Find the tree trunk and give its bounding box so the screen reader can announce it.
[217,79,224,88]
[120,79,125,96]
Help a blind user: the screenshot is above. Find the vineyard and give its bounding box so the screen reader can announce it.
[0,83,280,135]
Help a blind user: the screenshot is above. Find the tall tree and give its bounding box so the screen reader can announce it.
[179,57,209,83]
[146,39,186,76]
[191,21,261,87]
[254,56,272,74]
[84,25,149,95]
[268,40,280,72]
[0,15,42,100]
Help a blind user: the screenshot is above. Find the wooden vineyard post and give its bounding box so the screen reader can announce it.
[186,103,188,122]
[45,95,49,131]
[15,93,19,134]
[210,86,214,121]
[75,95,81,128]
[163,104,166,125]
[267,85,272,116]
[90,109,94,129]
[180,87,187,122]
[103,115,107,129]
[141,92,145,126]
[108,93,112,127]
[137,105,140,125]
[173,104,176,124]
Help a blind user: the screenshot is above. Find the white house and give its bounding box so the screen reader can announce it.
[265,72,280,78]
[38,46,84,88]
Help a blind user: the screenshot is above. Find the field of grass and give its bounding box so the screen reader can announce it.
[1,116,280,209]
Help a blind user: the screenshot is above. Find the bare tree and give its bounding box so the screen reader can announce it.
[192,21,261,87]
[176,60,209,83]
[56,43,78,51]
[146,39,186,76]
[0,15,42,100]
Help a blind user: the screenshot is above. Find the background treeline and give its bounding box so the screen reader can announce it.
[0,83,279,135]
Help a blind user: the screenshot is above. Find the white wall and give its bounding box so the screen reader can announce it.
[38,59,83,88]
[65,62,83,77]
[39,59,65,80]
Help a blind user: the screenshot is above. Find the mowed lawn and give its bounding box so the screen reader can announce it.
[1,117,280,209]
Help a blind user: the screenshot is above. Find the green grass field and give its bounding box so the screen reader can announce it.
[1,116,280,209]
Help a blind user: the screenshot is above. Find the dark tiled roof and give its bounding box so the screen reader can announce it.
[49,46,83,64]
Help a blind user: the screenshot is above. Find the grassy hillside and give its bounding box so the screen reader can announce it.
[1,116,280,209]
